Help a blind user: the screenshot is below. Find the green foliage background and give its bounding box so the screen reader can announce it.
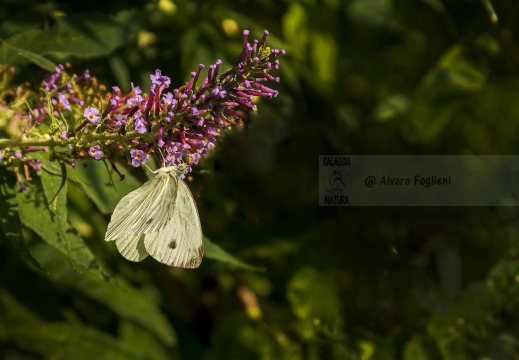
[1,0,519,359]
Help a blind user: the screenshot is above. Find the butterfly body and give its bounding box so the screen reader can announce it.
[105,164,203,268]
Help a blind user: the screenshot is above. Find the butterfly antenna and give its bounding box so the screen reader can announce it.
[142,162,154,173]
[158,147,167,167]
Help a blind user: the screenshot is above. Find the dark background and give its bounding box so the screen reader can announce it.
[1,0,519,359]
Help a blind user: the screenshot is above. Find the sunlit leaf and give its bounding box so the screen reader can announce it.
[403,336,431,360]
[40,163,99,274]
[282,2,309,61]
[481,0,498,23]
[17,179,111,282]
[375,93,411,122]
[310,32,337,85]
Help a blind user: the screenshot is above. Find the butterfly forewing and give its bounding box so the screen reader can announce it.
[105,172,178,241]
[144,177,203,268]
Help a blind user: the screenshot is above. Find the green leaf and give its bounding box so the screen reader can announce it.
[0,9,148,63]
[0,4,57,38]
[310,32,337,85]
[43,160,67,206]
[64,160,142,215]
[38,156,142,215]
[348,0,392,27]
[282,3,309,61]
[286,267,342,339]
[433,237,461,300]
[17,176,111,282]
[427,283,491,358]
[204,237,264,271]
[0,289,42,326]
[481,0,498,23]
[0,166,44,271]
[403,336,432,360]
[119,320,173,360]
[0,289,140,359]
[1,322,142,360]
[406,44,486,142]
[109,55,132,93]
[375,93,411,122]
[40,162,84,271]
[210,312,287,360]
[0,40,56,71]
[31,242,177,346]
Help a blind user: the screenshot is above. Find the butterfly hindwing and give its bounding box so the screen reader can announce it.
[115,234,148,262]
[144,176,203,268]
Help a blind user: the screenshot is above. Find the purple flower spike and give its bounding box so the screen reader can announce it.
[130,149,149,167]
[88,145,104,160]
[84,107,100,124]
[4,30,283,190]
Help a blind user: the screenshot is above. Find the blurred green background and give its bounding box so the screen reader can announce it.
[2,0,519,359]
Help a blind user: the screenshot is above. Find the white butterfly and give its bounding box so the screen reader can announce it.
[105,164,203,268]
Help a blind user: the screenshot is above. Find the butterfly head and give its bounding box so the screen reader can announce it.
[175,163,190,175]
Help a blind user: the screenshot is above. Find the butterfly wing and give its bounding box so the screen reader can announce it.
[105,172,177,242]
[144,177,203,268]
[115,234,148,262]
